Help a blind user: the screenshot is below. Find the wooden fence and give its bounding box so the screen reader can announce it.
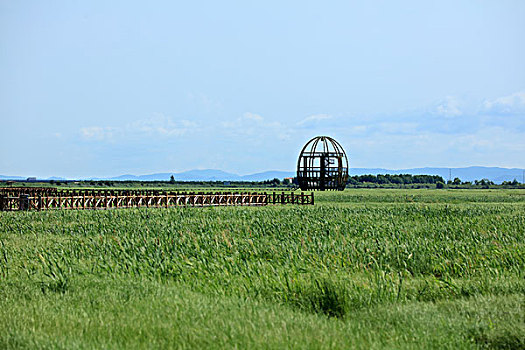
[0,188,314,211]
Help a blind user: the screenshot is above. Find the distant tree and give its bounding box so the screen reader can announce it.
[476,178,494,188]
[436,181,445,189]
[376,175,389,184]
[169,175,175,184]
[400,174,413,184]
[359,175,377,183]
[390,176,403,185]
[346,177,357,185]
[478,178,494,186]
[453,177,461,185]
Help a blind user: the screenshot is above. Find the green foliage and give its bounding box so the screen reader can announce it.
[349,174,445,185]
[0,189,524,348]
[38,250,70,294]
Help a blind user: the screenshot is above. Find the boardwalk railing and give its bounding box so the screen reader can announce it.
[0,188,314,211]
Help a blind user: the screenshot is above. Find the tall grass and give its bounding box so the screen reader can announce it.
[0,189,524,348]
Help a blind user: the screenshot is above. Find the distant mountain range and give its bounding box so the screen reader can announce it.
[102,170,294,182]
[0,170,294,182]
[1,167,523,183]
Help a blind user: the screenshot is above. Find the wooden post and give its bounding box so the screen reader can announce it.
[19,195,29,211]
[311,192,314,205]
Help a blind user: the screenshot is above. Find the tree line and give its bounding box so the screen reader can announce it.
[347,174,444,185]
[345,174,522,188]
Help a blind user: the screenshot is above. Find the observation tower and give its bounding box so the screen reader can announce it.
[297,136,349,191]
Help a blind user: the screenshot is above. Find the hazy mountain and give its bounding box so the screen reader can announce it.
[103,170,293,182]
[241,171,295,181]
[0,175,25,180]
[87,170,240,181]
[0,175,67,181]
[174,169,242,181]
[1,166,523,183]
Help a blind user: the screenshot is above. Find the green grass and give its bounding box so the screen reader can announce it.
[1,189,524,349]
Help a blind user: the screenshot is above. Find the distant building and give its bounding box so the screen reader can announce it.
[26,177,37,182]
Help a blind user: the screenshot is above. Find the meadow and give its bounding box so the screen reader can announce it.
[0,189,523,349]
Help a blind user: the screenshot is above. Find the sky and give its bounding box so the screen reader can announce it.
[1,1,524,178]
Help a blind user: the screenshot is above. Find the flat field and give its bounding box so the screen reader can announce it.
[0,189,524,349]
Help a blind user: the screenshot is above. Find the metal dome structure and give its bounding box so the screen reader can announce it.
[297,136,349,191]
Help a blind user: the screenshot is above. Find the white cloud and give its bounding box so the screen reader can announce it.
[435,96,462,117]
[80,114,198,142]
[186,92,222,111]
[376,122,419,134]
[76,94,525,170]
[80,126,118,141]
[221,112,290,141]
[483,91,525,115]
[345,126,525,169]
[347,125,368,134]
[243,112,264,122]
[127,114,197,137]
[221,113,265,128]
[297,114,333,126]
[181,120,198,128]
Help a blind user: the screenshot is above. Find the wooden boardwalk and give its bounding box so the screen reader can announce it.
[0,188,314,211]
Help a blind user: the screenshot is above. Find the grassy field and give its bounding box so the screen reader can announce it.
[1,189,524,349]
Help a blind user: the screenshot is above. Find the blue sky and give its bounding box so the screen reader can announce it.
[1,1,524,178]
